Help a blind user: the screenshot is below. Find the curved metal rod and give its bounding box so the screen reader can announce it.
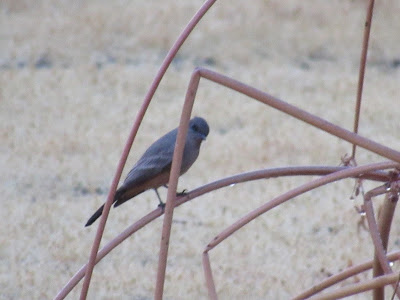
[294,251,400,299]
[308,273,400,300]
[364,185,400,297]
[79,1,217,299]
[372,190,399,299]
[202,162,398,298]
[351,0,375,159]
[197,67,400,163]
[154,73,199,299]
[55,166,390,299]
[205,163,397,251]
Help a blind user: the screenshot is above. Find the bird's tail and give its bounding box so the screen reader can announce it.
[85,190,123,227]
[85,203,105,227]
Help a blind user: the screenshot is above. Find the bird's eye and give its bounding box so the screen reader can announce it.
[191,124,199,132]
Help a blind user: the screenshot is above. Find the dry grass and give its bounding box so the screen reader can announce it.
[1,0,400,299]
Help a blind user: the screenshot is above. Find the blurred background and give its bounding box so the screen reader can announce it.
[1,0,400,299]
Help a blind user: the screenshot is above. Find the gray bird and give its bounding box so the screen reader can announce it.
[85,116,209,227]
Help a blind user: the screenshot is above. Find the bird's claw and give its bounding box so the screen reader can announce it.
[176,189,188,197]
[158,201,166,212]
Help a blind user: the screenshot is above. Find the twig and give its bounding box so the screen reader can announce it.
[351,0,375,159]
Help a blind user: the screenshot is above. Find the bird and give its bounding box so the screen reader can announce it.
[85,116,209,227]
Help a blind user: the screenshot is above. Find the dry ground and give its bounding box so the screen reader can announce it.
[1,0,400,299]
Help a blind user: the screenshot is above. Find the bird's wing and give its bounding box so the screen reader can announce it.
[122,152,173,188]
[120,129,178,189]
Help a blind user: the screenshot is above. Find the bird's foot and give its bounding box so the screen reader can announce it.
[158,201,166,212]
[176,189,188,197]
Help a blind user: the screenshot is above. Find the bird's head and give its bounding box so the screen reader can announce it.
[189,116,209,142]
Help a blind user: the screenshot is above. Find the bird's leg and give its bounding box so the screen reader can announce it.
[154,188,165,209]
[163,184,187,197]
